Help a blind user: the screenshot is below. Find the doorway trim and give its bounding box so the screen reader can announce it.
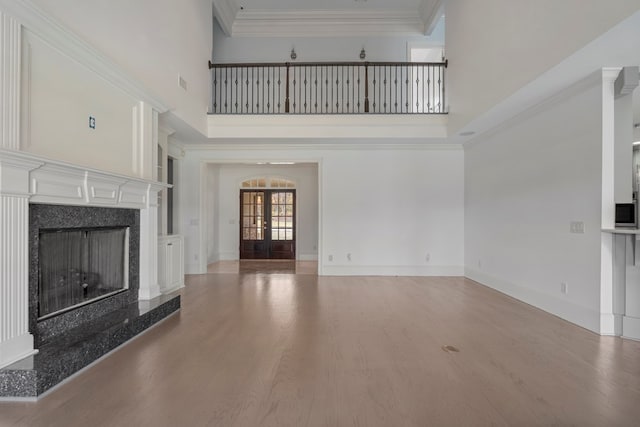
[197,158,322,275]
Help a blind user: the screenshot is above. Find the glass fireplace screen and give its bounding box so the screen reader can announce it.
[38,226,129,319]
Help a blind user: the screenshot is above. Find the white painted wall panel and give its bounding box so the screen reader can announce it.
[179,146,464,276]
[30,0,212,135]
[464,78,604,332]
[22,31,137,177]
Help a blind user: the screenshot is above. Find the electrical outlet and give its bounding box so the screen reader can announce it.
[347,253,352,261]
[570,221,585,234]
[425,253,431,263]
[89,116,96,129]
[560,282,568,294]
[179,75,188,90]
[328,254,333,262]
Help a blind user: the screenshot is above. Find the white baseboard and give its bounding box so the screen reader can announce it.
[321,264,464,277]
[298,254,318,261]
[465,267,601,334]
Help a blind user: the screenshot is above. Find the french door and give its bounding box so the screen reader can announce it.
[240,190,295,259]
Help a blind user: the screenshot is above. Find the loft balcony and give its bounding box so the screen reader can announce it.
[209,61,447,115]
[207,61,448,140]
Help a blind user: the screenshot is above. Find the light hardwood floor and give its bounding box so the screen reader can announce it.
[1,261,640,426]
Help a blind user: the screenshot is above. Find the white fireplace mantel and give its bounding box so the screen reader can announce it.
[0,149,167,368]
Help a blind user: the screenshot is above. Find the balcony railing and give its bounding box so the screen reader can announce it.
[209,61,447,115]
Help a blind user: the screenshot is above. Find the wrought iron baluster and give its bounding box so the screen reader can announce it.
[277,67,282,112]
[405,66,410,113]
[357,66,361,112]
[439,64,443,113]
[212,69,217,112]
[364,63,370,113]
[421,65,425,113]
[314,66,318,113]
[341,66,344,113]
[304,66,308,113]
[285,64,290,113]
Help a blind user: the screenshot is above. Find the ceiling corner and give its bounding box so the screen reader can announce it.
[212,0,238,36]
[419,0,445,35]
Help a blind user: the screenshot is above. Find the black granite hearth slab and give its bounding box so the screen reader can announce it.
[0,293,180,399]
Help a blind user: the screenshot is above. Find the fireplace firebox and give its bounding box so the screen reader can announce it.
[38,226,129,319]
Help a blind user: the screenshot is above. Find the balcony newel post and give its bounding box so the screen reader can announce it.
[285,62,290,113]
[364,62,370,113]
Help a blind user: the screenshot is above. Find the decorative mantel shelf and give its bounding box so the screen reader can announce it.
[0,148,167,209]
[0,149,172,373]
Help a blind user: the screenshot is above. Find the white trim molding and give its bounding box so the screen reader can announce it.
[232,10,426,38]
[0,153,41,368]
[212,0,239,37]
[0,10,21,150]
[214,0,445,38]
[0,0,169,113]
[208,114,448,140]
[419,0,445,35]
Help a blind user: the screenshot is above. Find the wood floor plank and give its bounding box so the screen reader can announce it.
[1,261,639,426]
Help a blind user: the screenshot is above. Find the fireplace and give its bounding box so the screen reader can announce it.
[29,204,140,346]
[0,150,181,398]
[38,226,129,319]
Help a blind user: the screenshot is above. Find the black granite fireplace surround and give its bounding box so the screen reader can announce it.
[29,204,140,346]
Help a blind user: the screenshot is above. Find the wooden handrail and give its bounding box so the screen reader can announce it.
[209,60,448,69]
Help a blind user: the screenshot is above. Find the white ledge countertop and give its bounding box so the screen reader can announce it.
[602,228,640,234]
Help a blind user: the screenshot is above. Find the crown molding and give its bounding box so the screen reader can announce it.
[0,0,170,113]
[212,0,239,37]
[420,0,445,35]
[231,10,426,37]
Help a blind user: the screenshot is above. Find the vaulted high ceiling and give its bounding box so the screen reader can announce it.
[213,0,444,37]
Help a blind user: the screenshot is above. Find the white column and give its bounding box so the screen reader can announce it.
[600,68,621,335]
[132,101,155,180]
[0,156,42,368]
[138,182,164,300]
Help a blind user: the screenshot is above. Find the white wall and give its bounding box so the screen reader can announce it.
[179,144,464,276]
[30,0,213,136]
[321,149,464,276]
[446,0,640,134]
[21,29,139,177]
[464,75,604,333]
[212,17,444,63]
